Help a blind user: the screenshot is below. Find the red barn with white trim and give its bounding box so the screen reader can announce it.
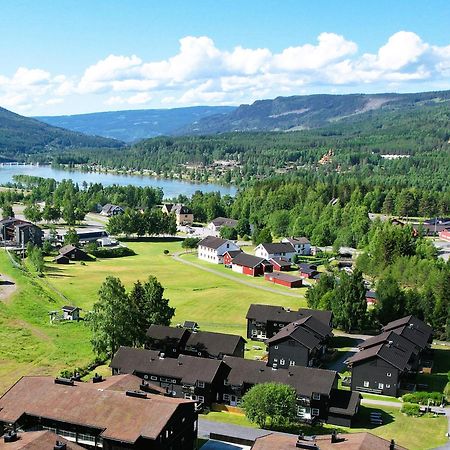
[265,272,303,288]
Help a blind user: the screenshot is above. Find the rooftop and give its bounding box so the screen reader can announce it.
[186,330,246,357]
[0,376,194,444]
[198,236,231,250]
[211,217,238,227]
[232,252,269,268]
[223,356,337,397]
[382,316,433,350]
[0,431,85,450]
[258,242,296,254]
[146,324,190,342]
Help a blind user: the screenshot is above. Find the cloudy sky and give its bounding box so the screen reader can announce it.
[1,0,449,116]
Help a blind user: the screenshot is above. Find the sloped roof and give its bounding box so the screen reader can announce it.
[258,242,295,254]
[347,339,415,371]
[246,304,332,327]
[185,330,246,357]
[0,376,193,444]
[223,356,337,397]
[269,257,291,268]
[284,236,310,245]
[265,272,301,283]
[146,324,190,342]
[359,330,418,356]
[382,316,433,349]
[211,217,238,227]
[266,315,332,348]
[110,347,227,384]
[198,235,230,250]
[232,252,268,268]
[59,244,86,256]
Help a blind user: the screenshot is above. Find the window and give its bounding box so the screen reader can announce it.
[312,408,320,416]
[387,372,392,377]
[378,383,384,390]
[363,381,369,387]
[386,384,391,389]
[197,381,205,388]
[223,394,230,401]
[198,395,205,402]
[312,393,320,400]
[274,345,278,349]
[289,360,296,366]
[280,359,286,365]
[150,375,157,381]
[273,358,278,362]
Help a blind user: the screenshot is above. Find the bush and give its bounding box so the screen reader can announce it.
[163,249,169,255]
[401,402,421,416]
[402,391,444,405]
[92,246,136,258]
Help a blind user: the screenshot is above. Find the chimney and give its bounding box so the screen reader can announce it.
[390,439,395,450]
[3,431,18,443]
[331,430,338,443]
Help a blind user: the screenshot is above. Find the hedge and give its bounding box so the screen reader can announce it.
[402,391,444,405]
[401,402,421,416]
[92,246,136,258]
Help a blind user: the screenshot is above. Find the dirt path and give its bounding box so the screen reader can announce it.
[0,274,17,304]
[172,252,303,299]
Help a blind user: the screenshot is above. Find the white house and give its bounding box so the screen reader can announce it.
[254,242,296,262]
[282,237,311,256]
[207,217,239,233]
[100,204,124,217]
[197,236,240,264]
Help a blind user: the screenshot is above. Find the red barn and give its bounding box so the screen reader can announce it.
[269,257,292,271]
[265,272,303,288]
[231,253,273,277]
[223,250,243,267]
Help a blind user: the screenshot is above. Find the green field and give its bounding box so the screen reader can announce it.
[0,239,304,393]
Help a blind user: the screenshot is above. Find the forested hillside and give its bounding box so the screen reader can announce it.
[0,106,123,160]
[37,106,235,142]
[178,90,450,134]
[48,102,450,191]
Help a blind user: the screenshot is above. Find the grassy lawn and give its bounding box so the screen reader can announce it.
[0,239,307,394]
[202,406,448,450]
[44,239,307,336]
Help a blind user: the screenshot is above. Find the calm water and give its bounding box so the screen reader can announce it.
[0,165,237,198]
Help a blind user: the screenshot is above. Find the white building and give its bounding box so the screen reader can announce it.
[197,236,240,264]
[255,242,296,262]
[207,217,239,233]
[282,237,311,256]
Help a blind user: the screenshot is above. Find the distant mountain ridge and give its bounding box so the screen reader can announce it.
[0,107,122,159]
[36,106,236,142]
[177,90,450,135]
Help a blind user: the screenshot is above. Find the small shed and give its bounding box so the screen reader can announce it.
[54,254,70,264]
[269,257,292,271]
[264,272,303,288]
[59,245,89,261]
[62,305,81,321]
[182,321,199,331]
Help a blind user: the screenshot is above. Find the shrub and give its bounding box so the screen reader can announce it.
[401,403,421,416]
[92,246,136,258]
[163,249,169,255]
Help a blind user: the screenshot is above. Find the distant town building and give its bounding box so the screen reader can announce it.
[0,218,43,247]
[58,245,90,261]
[282,237,311,255]
[207,217,238,233]
[264,272,302,288]
[162,203,194,226]
[231,253,273,277]
[100,204,124,216]
[61,305,81,321]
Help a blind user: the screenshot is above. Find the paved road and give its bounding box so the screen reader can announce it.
[172,252,303,299]
[326,348,358,372]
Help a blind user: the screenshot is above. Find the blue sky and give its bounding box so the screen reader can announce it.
[1,0,449,115]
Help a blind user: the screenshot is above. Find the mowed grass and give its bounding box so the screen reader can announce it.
[45,239,307,336]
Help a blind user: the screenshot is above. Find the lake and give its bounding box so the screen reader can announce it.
[0,165,237,198]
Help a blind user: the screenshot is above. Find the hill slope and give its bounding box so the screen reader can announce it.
[0,107,122,159]
[36,106,236,142]
[178,90,450,134]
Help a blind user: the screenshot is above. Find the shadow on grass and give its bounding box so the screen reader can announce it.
[331,336,363,348]
[353,405,395,429]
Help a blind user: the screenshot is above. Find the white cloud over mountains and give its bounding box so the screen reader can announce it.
[1,31,449,114]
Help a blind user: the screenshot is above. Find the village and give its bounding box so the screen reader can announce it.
[0,200,449,450]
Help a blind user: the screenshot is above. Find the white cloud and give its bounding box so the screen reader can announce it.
[1,31,450,115]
